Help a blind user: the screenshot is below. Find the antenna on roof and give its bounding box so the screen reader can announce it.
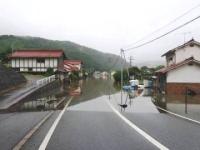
[182,32,191,45]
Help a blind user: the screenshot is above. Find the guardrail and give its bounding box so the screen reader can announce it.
[36,75,56,87]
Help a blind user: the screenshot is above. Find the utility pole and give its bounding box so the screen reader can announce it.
[129,56,134,67]
[120,49,124,105]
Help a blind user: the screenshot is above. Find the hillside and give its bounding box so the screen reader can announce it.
[0,35,127,71]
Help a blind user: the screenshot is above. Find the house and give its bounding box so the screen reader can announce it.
[9,49,66,72]
[63,60,83,72]
[156,39,200,95]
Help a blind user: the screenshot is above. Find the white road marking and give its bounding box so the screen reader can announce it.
[106,99,169,150]
[157,106,200,125]
[38,97,73,150]
[13,111,54,150]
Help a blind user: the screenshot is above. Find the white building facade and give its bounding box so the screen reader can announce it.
[157,39,200,95]
[9,49,65,72]
[162,39,200,66]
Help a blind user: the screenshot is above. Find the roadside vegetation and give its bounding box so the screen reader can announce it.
[113,65,164,83]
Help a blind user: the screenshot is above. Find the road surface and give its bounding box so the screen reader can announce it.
[0,91,200,150]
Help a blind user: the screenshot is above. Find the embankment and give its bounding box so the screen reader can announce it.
[0,64,26,93]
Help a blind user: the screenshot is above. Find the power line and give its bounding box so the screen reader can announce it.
[123,3,200,49]
[124,15,200,51]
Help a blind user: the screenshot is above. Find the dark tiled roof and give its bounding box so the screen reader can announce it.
[156,57,200,74]
[161,39,200,57]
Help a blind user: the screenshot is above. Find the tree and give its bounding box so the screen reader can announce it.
[113,70,129,83]
[45,68,54,76]
[155,65,165,71]
[129,66,141,80]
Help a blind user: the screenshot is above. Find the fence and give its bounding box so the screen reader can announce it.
[36,75,56,87]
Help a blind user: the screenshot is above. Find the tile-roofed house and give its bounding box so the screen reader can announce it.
[63,60,83,72]
[156,39,200,95]
[9,49,66,72]
[161,38,200,67]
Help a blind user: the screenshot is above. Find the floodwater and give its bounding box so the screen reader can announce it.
[3,78,118,112]
[6,77,200,122]
[2,78,159,114]
[152,92,200,121]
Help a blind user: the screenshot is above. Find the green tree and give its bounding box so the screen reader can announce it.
[45,68,54,76]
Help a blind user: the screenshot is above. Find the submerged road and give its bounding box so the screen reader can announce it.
[0,91,200,150]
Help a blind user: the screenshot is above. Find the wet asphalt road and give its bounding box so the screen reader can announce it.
[124,113,200,150]
[1,92,200,150]
[46,111,157,150]
[0,111,50,150]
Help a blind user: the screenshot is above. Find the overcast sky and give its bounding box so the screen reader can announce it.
[0,0,200,64]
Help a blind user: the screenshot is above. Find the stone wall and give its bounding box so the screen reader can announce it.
[0,64,26,92]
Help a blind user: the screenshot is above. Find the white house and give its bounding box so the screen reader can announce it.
[9,49,66,72]
[156,39,200,95]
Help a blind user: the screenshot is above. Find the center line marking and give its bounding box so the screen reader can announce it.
[106,99,169,150]
[39,97,73,150]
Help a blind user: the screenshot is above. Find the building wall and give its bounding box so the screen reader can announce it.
[166,53,176,66]
[175,45,200,63]
[11,58,59,72]
[167,64,200,83]
[166,83,200,95]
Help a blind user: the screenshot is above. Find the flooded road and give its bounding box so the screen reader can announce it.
[1,78,157,114]
[2,78,119,112]
[1,78,200,150]
[152,92,200,122]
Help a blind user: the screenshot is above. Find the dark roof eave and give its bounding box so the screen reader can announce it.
[161,39,200,57]
[156,57,200,74]
[161,50,175,57]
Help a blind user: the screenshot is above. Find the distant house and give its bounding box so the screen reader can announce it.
[156,39,200,95]
[9,49,66,72]
[63,60,83,72]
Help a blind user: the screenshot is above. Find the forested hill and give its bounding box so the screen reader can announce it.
[0,35,127,71]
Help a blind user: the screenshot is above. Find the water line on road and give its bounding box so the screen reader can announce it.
[106,99,169,150]
[156,106,200,126]
[38,97,73,150]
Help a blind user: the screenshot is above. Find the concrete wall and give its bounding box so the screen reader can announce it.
[167,64,200,83]
[0,64,26,93]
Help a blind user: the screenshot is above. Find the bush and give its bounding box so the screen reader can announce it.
[45,68,54,76]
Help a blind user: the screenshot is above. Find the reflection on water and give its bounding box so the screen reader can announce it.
[69,78,119,106]
[3,78,118,113]
[111,88,159,113]
[143,88,153,97]
[3,78,162,114]
[152,91,200,121]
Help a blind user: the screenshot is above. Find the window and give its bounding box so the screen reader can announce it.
[14,68,20,72]
[37,58,45,63]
